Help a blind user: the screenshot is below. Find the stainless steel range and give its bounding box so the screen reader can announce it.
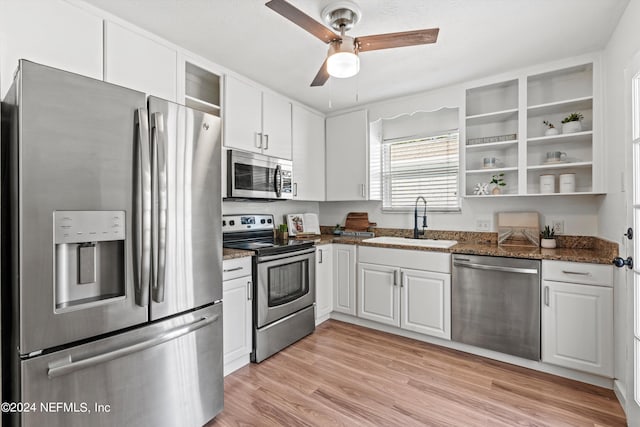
[222,214,316,362]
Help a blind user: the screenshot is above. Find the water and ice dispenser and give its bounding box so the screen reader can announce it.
[54,211,126,311]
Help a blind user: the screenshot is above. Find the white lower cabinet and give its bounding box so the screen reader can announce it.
[315,245,333,324]
[400,268,451,339]
[541,260,613,377]
[357,246,451,340]
[222,257,252,376]
[333,244,357,316]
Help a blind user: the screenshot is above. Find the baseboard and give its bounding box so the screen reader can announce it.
[614,379,628,416]
[330,312,615,389]
[224,354,250,377]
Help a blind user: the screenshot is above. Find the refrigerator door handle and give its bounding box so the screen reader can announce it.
[47,313,220,379]
[151,112,167,303]
[135,108,151,307]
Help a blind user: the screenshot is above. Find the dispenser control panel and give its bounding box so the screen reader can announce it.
[54,211,125,244]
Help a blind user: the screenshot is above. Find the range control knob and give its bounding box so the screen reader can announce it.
[229,220,235,226]
[261,219,266,224]
[267,218,272,224]
[222,220,226,227]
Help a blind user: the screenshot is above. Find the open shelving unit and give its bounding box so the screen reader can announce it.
[464,61,602,197]
[185,61,221,116]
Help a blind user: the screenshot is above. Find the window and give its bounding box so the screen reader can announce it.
[381,131,460,211]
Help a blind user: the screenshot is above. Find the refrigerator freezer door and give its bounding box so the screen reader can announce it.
[148,97,222,321]
[18,303,223,427]
[10,61,148,355]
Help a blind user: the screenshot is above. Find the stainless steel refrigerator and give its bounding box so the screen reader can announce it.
[1,60,223,427]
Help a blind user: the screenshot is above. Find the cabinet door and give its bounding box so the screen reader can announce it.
[222,275,252,376]
[401,268,451,339]
[224,75,262,154]
[358,263,399,326]
[541,280,613,377]
[262,91,292,160]
[292,105,325,200]
[104,21,177,101]
[0,0,103,96]
[315,245,333,324]
[326,110,368,201]
[333,244,357,315]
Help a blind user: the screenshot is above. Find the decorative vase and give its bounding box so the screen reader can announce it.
[540,238,556,249]
[545,127,559,136]
[562,121,582,134]
[491,186,501,195]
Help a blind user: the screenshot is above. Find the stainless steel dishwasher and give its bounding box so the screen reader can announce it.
[452,254,541,360]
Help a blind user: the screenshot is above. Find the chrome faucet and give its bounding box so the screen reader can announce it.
[413,196,428,239]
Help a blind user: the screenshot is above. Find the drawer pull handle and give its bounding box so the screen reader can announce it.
[223,266,243,273]
[561,270,591,276]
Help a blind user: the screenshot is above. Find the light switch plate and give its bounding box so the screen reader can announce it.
[476,219,491,231]
[552,220,565,235]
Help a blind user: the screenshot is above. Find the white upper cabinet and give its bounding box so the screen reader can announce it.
[0,0,103,96]
[224,75,292,160]
[292,105,325,201]
[326,109,369,201]
[104,21,177,101]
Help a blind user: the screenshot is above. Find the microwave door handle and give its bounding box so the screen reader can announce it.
[274,164,282,198]
[134,108,151,307]
[150,112,167,303]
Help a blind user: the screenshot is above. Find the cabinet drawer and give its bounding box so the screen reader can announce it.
[223,257,252,281]
[542,260,612,287]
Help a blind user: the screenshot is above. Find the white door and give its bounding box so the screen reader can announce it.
[401,268,451,340]
[292,105,325,200]
[262,91,292,160]
[541,280,613,377]
[315,245,333,324]
[222,275,252,376]
[357,262,399,326]
[628,53,640,422]
[333,244,357,315]
[224,75,262,154]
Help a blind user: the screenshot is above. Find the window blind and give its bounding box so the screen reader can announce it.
[382,131,460,211]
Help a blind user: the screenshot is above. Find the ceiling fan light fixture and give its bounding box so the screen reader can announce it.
[326,37,360,78]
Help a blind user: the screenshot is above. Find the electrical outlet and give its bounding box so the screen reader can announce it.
[476,219,490,232]
[552,220,564,235]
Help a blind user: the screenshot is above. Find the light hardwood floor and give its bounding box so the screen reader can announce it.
[209,320,626,426]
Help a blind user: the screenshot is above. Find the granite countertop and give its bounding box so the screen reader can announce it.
[225,231,617,265]
[223,248,254,260]
[307,233,616,265]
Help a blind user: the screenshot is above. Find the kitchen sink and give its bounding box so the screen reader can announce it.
[362,236,458,249]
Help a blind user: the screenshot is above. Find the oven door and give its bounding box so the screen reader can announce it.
[255,248,315,328]
[228,150,292,199]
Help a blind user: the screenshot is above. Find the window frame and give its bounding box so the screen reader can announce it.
[380,130,461,213]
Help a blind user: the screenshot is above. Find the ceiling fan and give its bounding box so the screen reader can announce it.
[265,0,439,87]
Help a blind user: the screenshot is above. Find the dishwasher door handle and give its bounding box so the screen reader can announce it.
[453,261,539,275]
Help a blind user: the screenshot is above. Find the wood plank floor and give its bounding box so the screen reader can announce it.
[208,320,626,426]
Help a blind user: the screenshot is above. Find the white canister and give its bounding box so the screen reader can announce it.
[540,174,555,193]
[559,173,576,193]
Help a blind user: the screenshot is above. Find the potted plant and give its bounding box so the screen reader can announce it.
[543,120,559,136]
[276,223,289,243]
[490,173,506,195]
[561,112,584,134]
[540,225,556,248]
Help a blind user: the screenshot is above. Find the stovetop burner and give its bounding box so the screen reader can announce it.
[222,214,315,256]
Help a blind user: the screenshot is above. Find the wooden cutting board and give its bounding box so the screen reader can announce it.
[344,212,376,231]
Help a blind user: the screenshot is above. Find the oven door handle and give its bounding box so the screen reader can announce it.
[257,247,316,263]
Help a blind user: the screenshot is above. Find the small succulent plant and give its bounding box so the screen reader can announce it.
[561,112,584,123]
[541,225,555,239]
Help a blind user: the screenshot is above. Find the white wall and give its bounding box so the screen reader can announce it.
[223,200,319,227]
[320,197,600,234]
[320,63,602,235]
[599,0,640,421]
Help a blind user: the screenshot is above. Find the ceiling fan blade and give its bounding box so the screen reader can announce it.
[357,28,439,52]
[310,59,330,87]
[265,0,339,43]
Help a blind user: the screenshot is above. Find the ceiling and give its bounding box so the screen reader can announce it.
[83,0,629,113]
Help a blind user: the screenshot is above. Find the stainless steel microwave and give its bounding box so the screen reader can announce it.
[227,150,293,200]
